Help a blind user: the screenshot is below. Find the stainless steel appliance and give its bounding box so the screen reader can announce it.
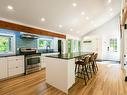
[19,48,41,74]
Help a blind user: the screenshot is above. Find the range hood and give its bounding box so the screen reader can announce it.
[20,32,39,39]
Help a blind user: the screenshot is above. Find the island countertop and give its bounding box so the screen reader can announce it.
[46,52,92,60]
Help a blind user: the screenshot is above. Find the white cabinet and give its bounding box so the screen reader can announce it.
[41,55,46,68]
[7,56,24,77]
[0,58,8,79]
[0,56,24,80]
[41,53,59,68]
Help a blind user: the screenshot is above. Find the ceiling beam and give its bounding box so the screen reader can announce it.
[0,20,66,39]
[121,5,127,26]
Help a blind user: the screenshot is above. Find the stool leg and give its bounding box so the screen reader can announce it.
[95,61,98,71]
[89,63,92,78]
[92,62,96,74]
[77,64,80,77]
[75,64,77,74]
[82,65,87,85]
[84,64,89,80]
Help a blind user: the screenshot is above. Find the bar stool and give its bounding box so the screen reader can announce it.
[83,56,93,78]
[94,53,98,71]
[75,56,90,85]
[89,53,96,74]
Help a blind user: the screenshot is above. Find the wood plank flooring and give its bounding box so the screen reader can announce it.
[0,63,127,95]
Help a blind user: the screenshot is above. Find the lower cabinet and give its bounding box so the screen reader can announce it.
[8,67,24,77]
[0,58,8,79]
[0,56,24,80]
[41,53,59,69]
[8,56,24,77]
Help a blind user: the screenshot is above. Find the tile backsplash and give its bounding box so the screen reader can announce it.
[0,28,58,54]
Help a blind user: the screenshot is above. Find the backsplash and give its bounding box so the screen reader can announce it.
[0,28,58,54]
[15,32,37,54]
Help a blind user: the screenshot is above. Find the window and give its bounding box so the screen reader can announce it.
[38,38,52,49]
[110,38,117,52]
[0,33,15,54]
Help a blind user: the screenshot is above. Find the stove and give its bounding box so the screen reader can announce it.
[19,48,41,74]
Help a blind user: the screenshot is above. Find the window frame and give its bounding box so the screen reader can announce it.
[109,38,117,52]
[0,33,16,55]
[37,38,53,49]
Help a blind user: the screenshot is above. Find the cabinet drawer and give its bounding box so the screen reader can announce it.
[8,67,24,77]
[8,59,24,69]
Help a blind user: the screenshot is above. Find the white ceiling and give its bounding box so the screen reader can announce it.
[0,0,121,37]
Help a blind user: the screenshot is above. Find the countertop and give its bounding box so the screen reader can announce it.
[0,54,23,58]
[0,52,59,58]
[46,52,92,60]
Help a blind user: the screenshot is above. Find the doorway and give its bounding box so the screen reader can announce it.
[102,37,120,62]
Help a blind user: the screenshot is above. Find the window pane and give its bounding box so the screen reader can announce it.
[39,39,52,49]
[109,38,117,52]
[0,36,10,52]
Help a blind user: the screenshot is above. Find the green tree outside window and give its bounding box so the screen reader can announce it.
[0,36,10,52]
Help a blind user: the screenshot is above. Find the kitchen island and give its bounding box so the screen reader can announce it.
[44,52,92,94]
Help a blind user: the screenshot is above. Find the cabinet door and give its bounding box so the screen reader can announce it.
[8,67,24,77]
[8,56,24,77]
[0,58,8,79]
[8,56,24,69]
[41,56,46,68]
[8,59,24,69]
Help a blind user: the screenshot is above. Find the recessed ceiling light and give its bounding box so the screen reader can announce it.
[59,25,63,28]
[86,17,89,20]
[70,28,73,31]
[109,8,113,11]
[41,18,45,22]
[94,24,97,27]
[72,3,77,7]
[108,0,111,3]
[81,11,85,15]
[7,5,13,10]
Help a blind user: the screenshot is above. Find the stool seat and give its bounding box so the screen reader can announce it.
[75,61,84,65]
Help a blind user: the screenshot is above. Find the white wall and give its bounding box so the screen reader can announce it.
[81,15,120,61]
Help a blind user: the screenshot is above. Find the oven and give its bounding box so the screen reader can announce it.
[19,48,41,74]
[26,56,40,65]
[25,54,41,74]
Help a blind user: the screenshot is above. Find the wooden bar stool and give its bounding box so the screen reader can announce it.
[94,53,98,71]
[89,53,96,74]
[75,56,90,85]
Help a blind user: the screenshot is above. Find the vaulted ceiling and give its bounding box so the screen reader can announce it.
[0,0,121,37]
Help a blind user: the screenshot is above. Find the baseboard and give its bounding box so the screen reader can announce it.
[96,59,120,63]
[125,77,127,81]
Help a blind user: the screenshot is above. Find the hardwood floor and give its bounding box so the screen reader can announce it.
[0,63,127,95]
